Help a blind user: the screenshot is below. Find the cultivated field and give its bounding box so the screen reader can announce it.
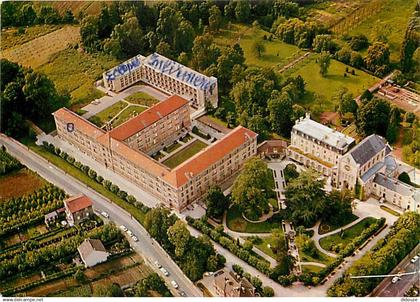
[1,25,80,68]
[0,168,47,201]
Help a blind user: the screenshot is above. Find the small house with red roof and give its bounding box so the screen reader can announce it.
[64,194,93,226]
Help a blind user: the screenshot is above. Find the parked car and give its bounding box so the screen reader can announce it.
[410,255,419,263]
[131,236,138,242]
[127,230,133,236]
[171,280,179,289]
[119,225,128,232]
[154,261,162,269]
[100,211,109,218]
[160,267,169,276]
[179,290,186,297]
[391,276,401,284]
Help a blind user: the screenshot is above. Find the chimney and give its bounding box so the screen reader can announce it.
[305,112,311,120]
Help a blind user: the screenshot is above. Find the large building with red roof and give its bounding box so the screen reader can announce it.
[53,95,257,211]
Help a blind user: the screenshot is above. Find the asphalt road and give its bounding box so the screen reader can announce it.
[0,134,201,297]
[373,245,420,297]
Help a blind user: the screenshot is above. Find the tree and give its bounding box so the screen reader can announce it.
[364,42,390,76]
[191,34,221,71]
[318,52,331,77]
[216,44,246,90]
[231,158,273,218]
[235,0,251,23]
[335,88,357,116]
[174,20,195,54]
[167,220,191,258]
[386,106,401,144]
[208,5,222,32]
[356,98,391,137]
[263,286,275,297]
[313,34,335,53]
[204,186,229,219]
[155,41,173,58]
[80,16,100,51]
[144,207,177,249]
[268,90,294,137]
[284,169,327,226]
[252,40,265,58]
[248,114,270,141]
[20,4,37,26]
[349,34,369,51]
[135,273,172,297]
[156,6,183,47]
[322,190,353,226]
[398,172,411,185]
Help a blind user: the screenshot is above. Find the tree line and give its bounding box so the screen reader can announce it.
[328,212,420,296]
[0,146,22,175]
[1,2,75,27]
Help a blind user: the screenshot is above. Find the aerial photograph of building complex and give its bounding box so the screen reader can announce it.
[0,0,419,300]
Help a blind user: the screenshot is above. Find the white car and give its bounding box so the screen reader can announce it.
[410,255,419,263]
[154,261,162,269]
[127,230,133,236]
[171,280,179,289]
[160,267,169,276]
[131,236,138,242]
[100,211,109,218]
[391,276,400,284]
[119,225,128,232]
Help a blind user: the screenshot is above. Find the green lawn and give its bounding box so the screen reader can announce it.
[27,142,147,224]
[206,115,229,128]
[89,101,128,127]
[226,205,282,233]
[37,48,117,109]
[252,232,287,260]
[112,105,147,128]
[284,54,379,112]
[165,142,182,153]
[380,205,401,217]
[296,234,335,265]
[318,213,359,235]
[348,0,417,62]
[125,91,158,107]
[162,140,207,168]
[301,265,324,274]
[319,217,378,252]
[214,23,302,70]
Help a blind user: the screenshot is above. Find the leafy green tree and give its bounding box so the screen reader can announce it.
[252,40,266,57]
[356,97,391,137]
[20,4,37,25]
[248,114,270,141]
[322,190,353,226]
[364,42,390,76]
[231,158,273,218]
[204,186,229,219]
[135,273,172,297]
[313,34,335,53]
[386,106,401,144]
[191,34,221,71]
[174,20,195,54]
[168,220,191,258]
[216,44,246,90]
[349,34,369,51]
[107,15,144,58]
[268,90,294,137]
[235,0,251,23]
[318,52,331,77]
[397,172,411,185]
[80,16,100,51]
[285,169,327,226]
[155,41,173,59]
[156,6,184,47]
[208,5,222,32]
[335,88,357,116]
[144,207,177,249]
[273,0,299,18]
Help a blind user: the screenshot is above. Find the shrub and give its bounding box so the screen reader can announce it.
[74,161,82,168]
[54,147,61,155]
[126,195,136,204]
[232,264,244,276]
[263,286,274,297]
[243,272,252,281]
[66,156,75,164]
[117,190,127,199]
[81,165,89,174]
[102,180,112,189]
[88,169,97,179]
[110,184,119,193]
[251,276,262,289]
[59,151,67,159]
[96,175,104,183]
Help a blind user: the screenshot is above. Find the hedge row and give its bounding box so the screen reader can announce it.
[186,217,271,275]
[42,142,150,214]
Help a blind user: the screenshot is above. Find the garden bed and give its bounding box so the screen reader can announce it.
[226,205,283,233]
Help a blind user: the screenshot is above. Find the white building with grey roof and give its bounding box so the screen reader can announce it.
[287,115,419,213]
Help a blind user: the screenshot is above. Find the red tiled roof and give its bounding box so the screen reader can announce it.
[109,95,189,141]
[164,126,257,187]
[65,195,93,214]
[53,108,105,139]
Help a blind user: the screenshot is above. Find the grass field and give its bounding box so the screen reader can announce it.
[301,264,324,274]
[125,91,158,107]
[284,54,378,112]
[252,231,287,260]
[348,0,417,62]
[226,205,282,233]
[0,168,47,201]
[214,23,302,70]
[89,101,128,127]
[112,105,147,128]
[27,142,147,224]
[319,217,378,252]
[1,25,63,50]
[162,140,208,168]
[37,48,117,109]
[296,234,335,266]
[1,26,80,68]
[318,214,359,235]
